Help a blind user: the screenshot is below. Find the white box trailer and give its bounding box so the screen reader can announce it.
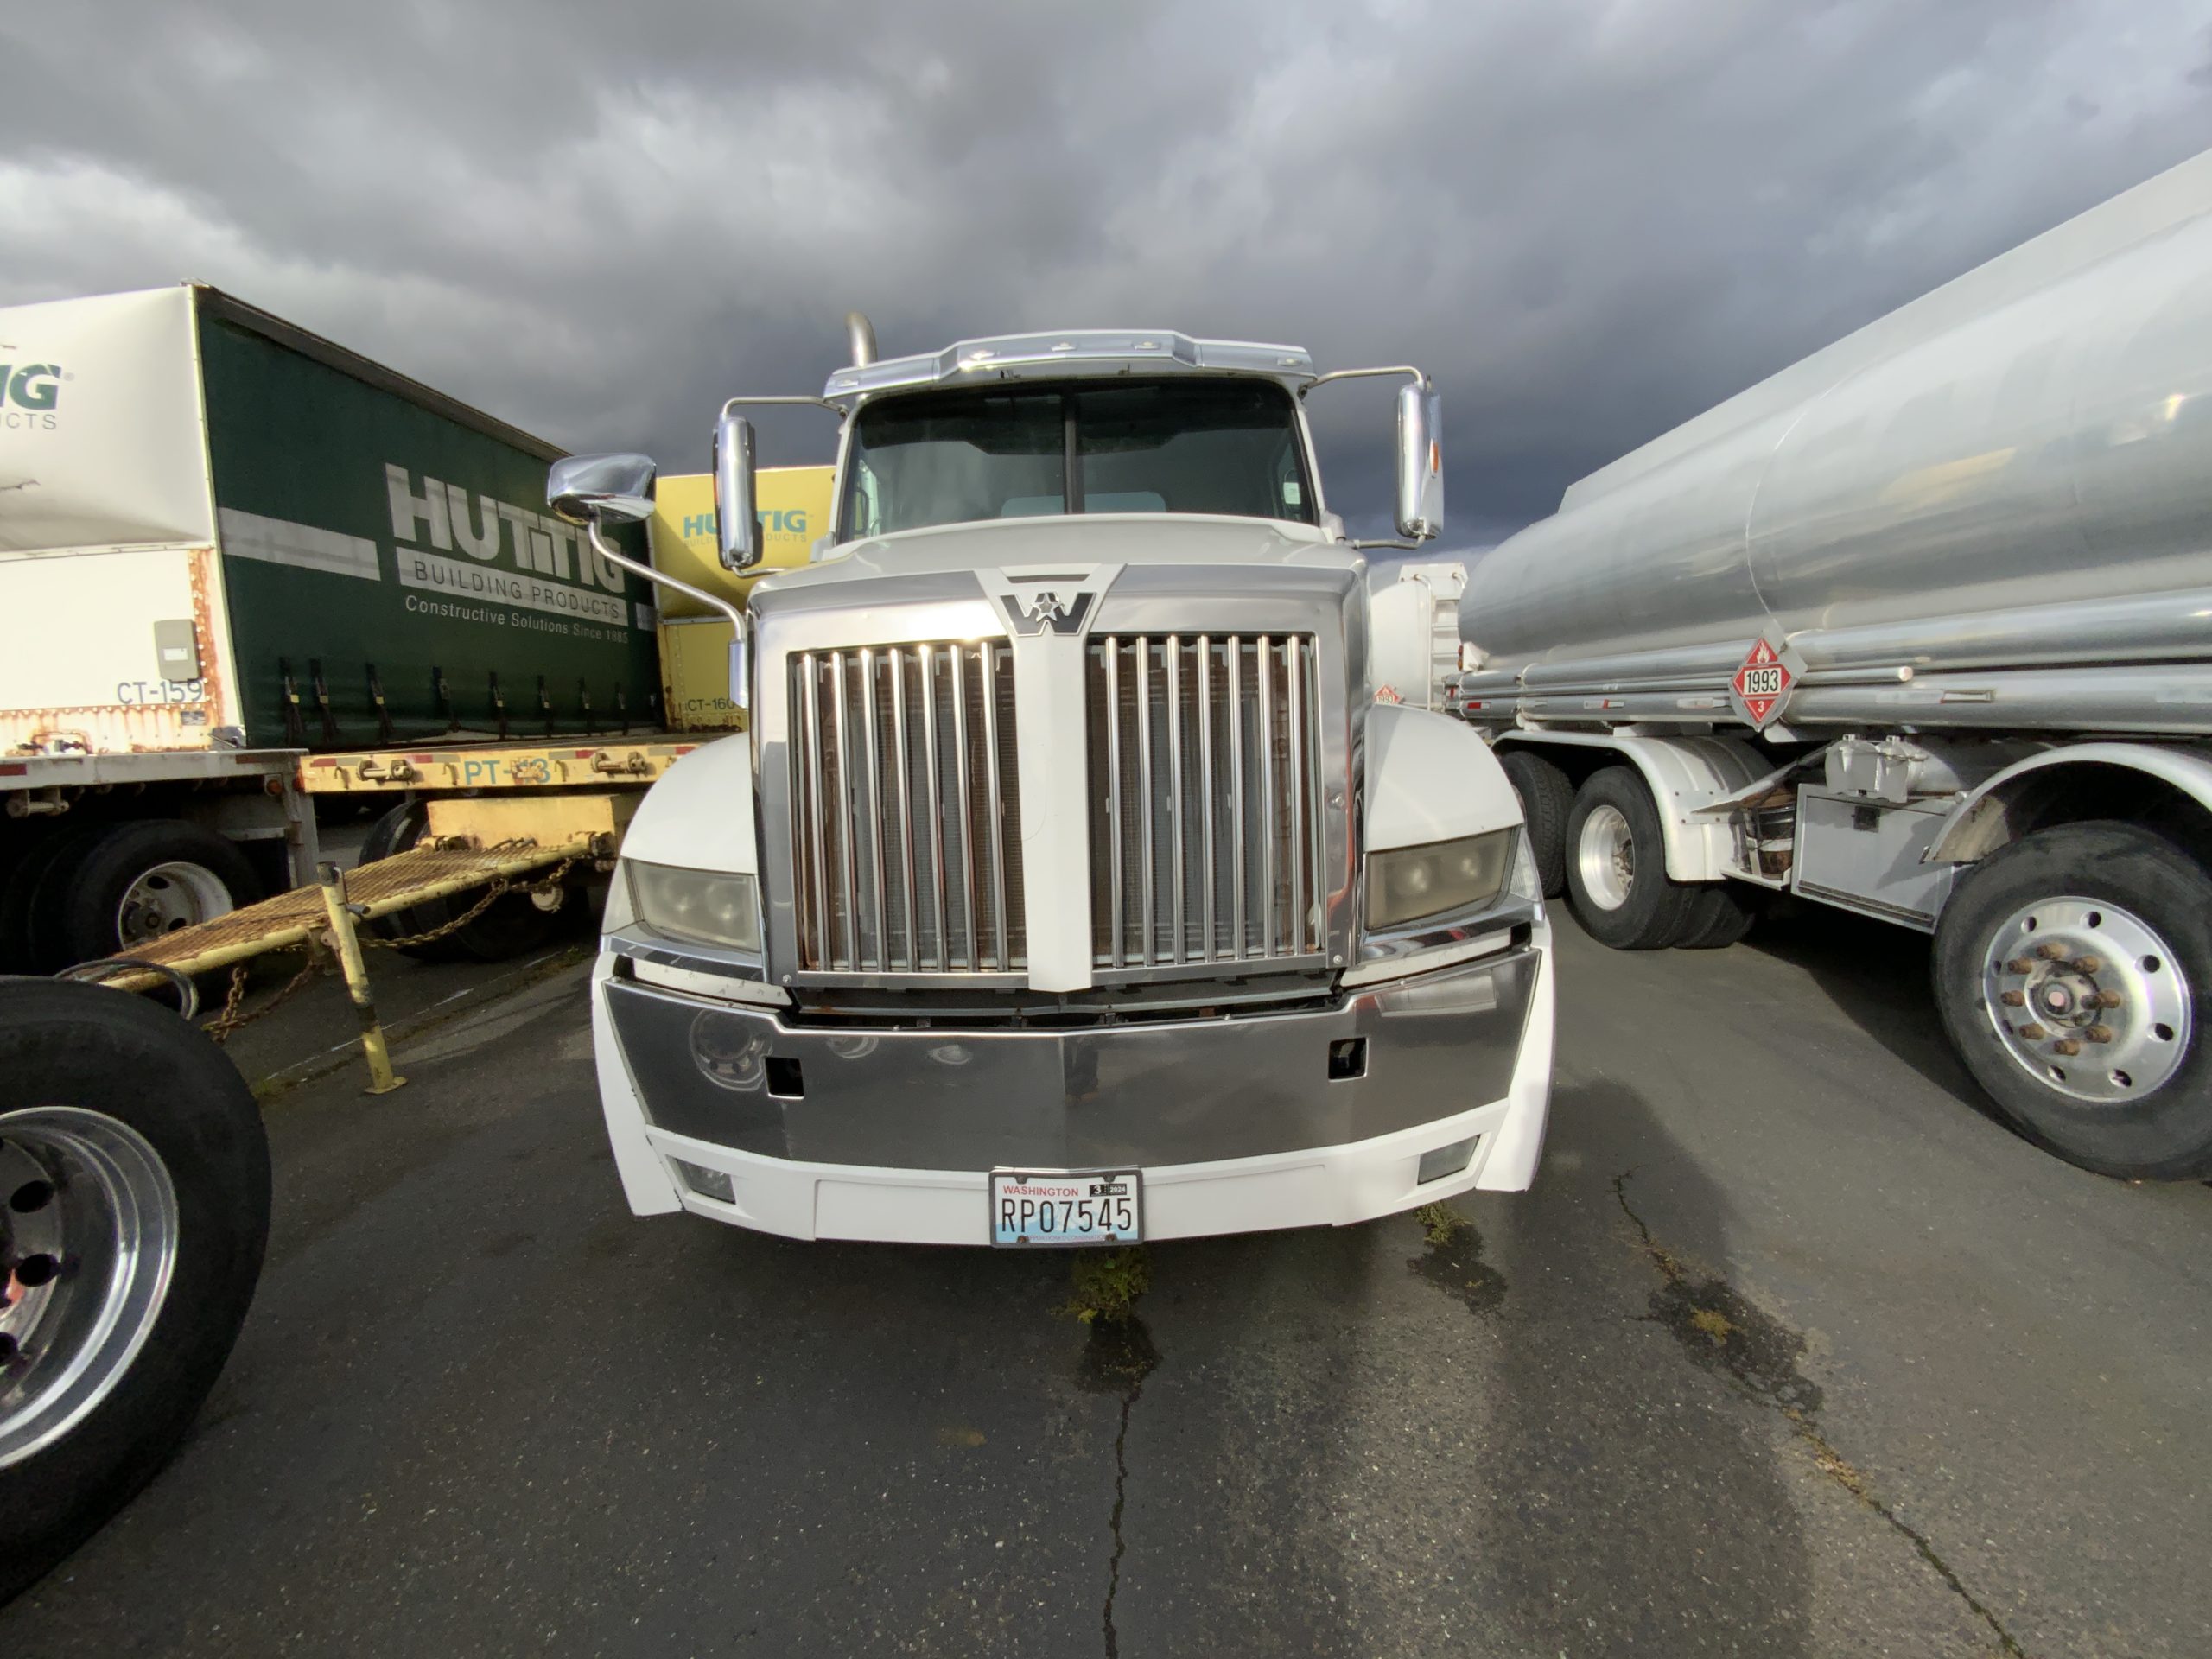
[1453,146,2212,1180]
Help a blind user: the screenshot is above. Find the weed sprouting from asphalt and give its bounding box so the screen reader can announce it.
[1413,1200,1466,1247]
[1056,1246,1152,1326]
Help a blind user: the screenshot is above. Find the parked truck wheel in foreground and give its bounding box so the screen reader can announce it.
[553,321,1554,1246]
[1453,146,2212,1179]
[0,978,270,1603]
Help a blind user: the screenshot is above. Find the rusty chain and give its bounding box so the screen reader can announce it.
[200,944,326,1046]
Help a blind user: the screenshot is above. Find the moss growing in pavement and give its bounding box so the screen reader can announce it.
[1057,1246,1152,1325]
[1413,1201,1467,1247]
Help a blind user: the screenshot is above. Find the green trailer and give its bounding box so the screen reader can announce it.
[0,285,662,968]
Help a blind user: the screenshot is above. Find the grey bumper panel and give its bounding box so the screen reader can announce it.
[605,946,1539,1171]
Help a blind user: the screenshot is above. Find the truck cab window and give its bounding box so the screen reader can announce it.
[839,378,1314,540]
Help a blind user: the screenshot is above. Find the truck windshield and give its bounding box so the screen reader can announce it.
[838,378,1315,540]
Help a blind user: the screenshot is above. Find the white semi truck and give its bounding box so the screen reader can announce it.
[1453,147,2212,1182]
[549,322,1554,1245]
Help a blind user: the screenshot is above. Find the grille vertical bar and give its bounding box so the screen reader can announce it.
[1087,633,1323,970]
[791,641,1023,975]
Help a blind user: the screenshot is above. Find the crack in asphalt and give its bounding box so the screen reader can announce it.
[1077,1316,1159,1659]
[1612,1169,2030,1658]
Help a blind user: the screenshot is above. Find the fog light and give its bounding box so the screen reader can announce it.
[1417,1137,1476,1185]
[672,1159,735,1204]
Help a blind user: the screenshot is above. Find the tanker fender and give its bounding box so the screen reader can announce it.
[1926,741,2212,865]
[1494,730,1771,882]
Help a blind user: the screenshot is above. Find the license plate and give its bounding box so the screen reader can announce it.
[988,1169,1142,1247]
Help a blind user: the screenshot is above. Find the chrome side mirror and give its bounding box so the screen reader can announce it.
[1395,382,1444,541]
[715,411,761,571]
[547,453,658,525]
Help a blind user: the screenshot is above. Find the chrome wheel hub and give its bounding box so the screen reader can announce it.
[1980,897,2190,1102]
[0,1107,181,1469]
[1577,804,1635,912]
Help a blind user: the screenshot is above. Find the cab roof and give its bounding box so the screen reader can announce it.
[823,330,1315,402]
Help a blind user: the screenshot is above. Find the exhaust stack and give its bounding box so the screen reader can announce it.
[844,311,877,368]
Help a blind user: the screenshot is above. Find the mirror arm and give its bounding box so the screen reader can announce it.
[585,519,752,710]
[1351,538,1423,551]
[1299,365,1428,399]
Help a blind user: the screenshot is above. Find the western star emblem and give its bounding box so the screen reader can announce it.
[1009,588,1091,635]
[981,566,1122,638]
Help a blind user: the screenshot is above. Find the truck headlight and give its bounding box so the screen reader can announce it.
[1366,830,1513,930]
[627,860,762,953]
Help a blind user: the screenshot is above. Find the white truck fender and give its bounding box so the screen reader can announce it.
[1497,730,1771,881]
[618,734,757,874]
[1926,741,2212,863]
[1365,702,1521,849]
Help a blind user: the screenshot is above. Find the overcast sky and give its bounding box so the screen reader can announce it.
[5,1,2210,544]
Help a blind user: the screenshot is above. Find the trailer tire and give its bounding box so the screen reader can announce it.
[35,823,261,972]
[0,830,83,974]
[1563,768,1698,950]
[1675,883,1758,950]
[1933,822,2212,1181]
[0,978,270,1603]
[1498,750,1572,899]
[359,803,569,963]
[359,803,470,961]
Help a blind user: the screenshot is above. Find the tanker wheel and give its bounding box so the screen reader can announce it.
[1563,767,1698,950]
[1498,750,1572,900]
[359,802,569,963]
[0,978,270,1603]
[1675,882,1758,950]
[1933,821,2212,1180]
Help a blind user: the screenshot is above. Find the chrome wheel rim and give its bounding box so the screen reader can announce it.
[1980,897,2191,1102]
[1577,804,1635,911]
[115,861,234,947]
[0,1107,181,1469]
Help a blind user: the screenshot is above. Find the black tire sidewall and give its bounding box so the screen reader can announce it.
[359,803,468,960]
[42,822,261,971]
[1499,750,1572,900]
[1934,821,2212,1180]
[1564,768,1695,950]
[0,980,271,1602]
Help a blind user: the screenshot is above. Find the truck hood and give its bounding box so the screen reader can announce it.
[744,511,1368,684]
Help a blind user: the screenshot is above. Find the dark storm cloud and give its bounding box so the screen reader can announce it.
[3,1,2209,540]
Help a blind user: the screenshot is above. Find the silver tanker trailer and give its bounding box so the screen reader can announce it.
[1454,145,2212,1181]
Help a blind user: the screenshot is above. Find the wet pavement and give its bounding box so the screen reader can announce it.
[5,906,2208,1656]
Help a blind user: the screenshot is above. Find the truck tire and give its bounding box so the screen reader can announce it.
[0,978,270,1603]
[1498,750,1572,899]
[33,822,261,972]
[1933,821,2212,1181]
[359,802,569,963]
[1675,883,1758,950]
[359,803,469,961]
[1563,767,1699,950]
[0,830,82,973]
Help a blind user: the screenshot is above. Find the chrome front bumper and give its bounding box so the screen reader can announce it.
[598,945,1541,1173]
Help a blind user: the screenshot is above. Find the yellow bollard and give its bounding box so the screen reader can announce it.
[317,862,406,1095]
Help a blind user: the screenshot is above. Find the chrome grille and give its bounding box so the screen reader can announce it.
[791,642,1024,975]
[1087,633,1324,969]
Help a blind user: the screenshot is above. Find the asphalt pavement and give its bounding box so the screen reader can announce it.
[6,905,2207,1657]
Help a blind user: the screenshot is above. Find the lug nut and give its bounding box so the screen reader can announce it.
[2086,1025,2115,1044]
[2036,942,2069,961]
[2005,957,2037,975]
[2018,1023,2050,1041]
[2072,955,2102,975]
[1999,990,2026,1007]
[2094,990,2124,1009]
[2050,1038,2082,1057]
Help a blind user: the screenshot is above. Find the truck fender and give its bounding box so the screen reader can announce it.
[1493,731,1771,882]
[618,734,758,874]
[1926,741,2212,864]
[1365,702,1520,849]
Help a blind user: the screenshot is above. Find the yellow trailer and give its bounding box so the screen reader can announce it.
[647,467,832,732]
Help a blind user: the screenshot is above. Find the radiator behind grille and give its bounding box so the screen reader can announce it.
[791,642,1024,975]
[1086,633,1324,970]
